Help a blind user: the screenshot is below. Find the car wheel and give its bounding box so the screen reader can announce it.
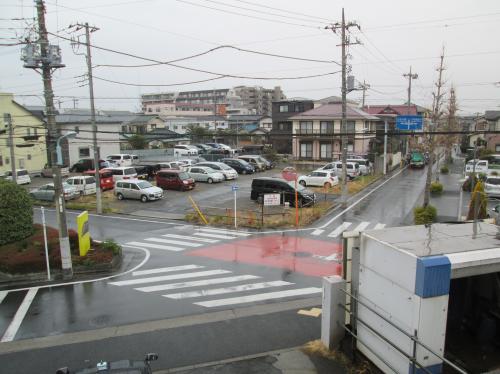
[257,196,263,205]
[242,170,247,175]
[117,193,124,200]
[299,180,306,187]
[79,190,84,196]
[141,195,148,203]
[324,182,332,188]
[207,178,213,184]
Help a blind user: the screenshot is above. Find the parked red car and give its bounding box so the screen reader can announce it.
[156,169,195,191]
[84,169,114,191]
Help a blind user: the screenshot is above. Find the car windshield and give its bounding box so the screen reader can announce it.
[179,172,190,180]
[137,181,153,189]
[124,168,136,175]
[17,170,28,176]
[219,164,231,170]
[62,182,71,189]
[288,181,305,191]
[487,178,500,185]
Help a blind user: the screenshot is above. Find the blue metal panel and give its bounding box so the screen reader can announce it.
[396,115,423,130]
[409,362,443,374]
[415,256,451,298]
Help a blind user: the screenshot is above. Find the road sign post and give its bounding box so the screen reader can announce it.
[396,115,423,131]
[232,184,238,228]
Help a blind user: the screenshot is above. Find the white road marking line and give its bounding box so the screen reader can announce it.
[194,287,323,308]
[0,291,8,304]
[1,288,39,342]
[161,234,219,243]
[109,270,231,286]
[125,241,184,252]
[373,223,386,230]
[198,228,250,236]
[324,253,340,261]
[135,275,260,293]
[193,233,236,240]
[163,281,293,299]
[327,222,352,238]
[144,238,202,247]
[311,229,324,236]
[352,221,370,232]
[132,265,203,277]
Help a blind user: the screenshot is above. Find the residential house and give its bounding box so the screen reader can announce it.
[141,128,187,149]
[162,116,228,134]
[0,93,47,175]
[55,109,132,167]
[485,111,500,152]
[289,104,378,161]
[271,99,315,154]
[121,114,163,135]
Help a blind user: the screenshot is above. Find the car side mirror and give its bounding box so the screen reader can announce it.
[145,353,158,362]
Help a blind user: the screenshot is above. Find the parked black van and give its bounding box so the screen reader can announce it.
[250,177,316,207]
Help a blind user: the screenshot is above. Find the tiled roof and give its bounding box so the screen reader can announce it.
[289,103,379,120]
[485,111,500,120]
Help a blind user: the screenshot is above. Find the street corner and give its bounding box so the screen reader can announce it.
[187,235,342,278]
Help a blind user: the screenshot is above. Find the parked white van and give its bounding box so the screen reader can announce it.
[174,145,199,157]
[106,154,133,167]
[3,169,31,185]
[107,166,138,181]
[317,161,360,179]
[65,176,97,195]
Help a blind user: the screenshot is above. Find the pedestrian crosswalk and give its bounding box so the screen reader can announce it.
[124,228,249,252]
[109,264,322,308]
[311,221,387,239]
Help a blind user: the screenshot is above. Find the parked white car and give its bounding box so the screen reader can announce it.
[3,169,31,185]
[64,176,97,195]
[114,179,163,202]
[195,162,238,180]
[174,145,199,157]
[106,154,133,167]
[347,159,371,175]
[485,176,500,198]
[317,161,360,180]
[298,170,339,188]
[107,166,138,181]
[177,159,197,167]
[185,166,224,183]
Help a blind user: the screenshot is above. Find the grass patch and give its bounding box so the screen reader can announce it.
[34,190,118,213]
[327,175,380,195]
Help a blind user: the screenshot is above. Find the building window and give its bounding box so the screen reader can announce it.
[26,128,31,136]
[300,142,312,158]
[347,142,354,152]
[155,107,160,112]
[0,156,3,166]
[294,104,304,112]
[279,105,288,112]
[320,143,332,159]
[320,121,334,134]
[34,128,38,136]
[363,121,369,132]
[147,108,152,112]
[27,154,32,160]
[79,147,90,158]
[496,144,500,152]
[5,157,9,165]
[74,126,79,134]
[122,125,127,133]
[299,121,313,134]
[346,121,355,133]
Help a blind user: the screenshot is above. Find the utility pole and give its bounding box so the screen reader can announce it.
[360,80,370,107]
[325,8,361,208]
[29,0,73,279]
[403,67,418,155]
[73,22,102,214]
[4,113,16,183]
[423,49,446,208]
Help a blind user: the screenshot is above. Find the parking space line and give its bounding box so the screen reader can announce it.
[132,265,203,277]
[144,238,202,247]
[135,275,260,293]
[1,288,38,342]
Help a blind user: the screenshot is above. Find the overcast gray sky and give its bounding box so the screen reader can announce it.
[1,0,499,115]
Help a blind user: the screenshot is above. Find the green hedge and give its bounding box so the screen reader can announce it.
[430,181,443,195]
[0,179,34,245]
[440,165,449,174]
[414,205,437,225]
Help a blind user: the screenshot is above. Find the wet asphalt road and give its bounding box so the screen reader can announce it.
[0,165,447,373]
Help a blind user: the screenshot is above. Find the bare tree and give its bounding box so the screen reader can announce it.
[443,87,459,163]
[423,48,447,207]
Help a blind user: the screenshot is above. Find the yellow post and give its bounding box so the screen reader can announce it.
[188,195,208,225]
[77,211,91,256]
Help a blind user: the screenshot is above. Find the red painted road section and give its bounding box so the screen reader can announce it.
[188,235,342,278]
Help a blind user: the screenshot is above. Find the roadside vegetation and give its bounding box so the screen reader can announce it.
[32,189,118,213]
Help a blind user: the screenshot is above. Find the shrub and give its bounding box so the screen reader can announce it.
[466,181,488,220]
[430,181,443,195]
[414,205,437,225]
[491,171,499,176]
[440,165,449,174]
[0,179,34,245]
[101,239,122,256]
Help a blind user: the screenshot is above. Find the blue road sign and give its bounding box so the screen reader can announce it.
[231,185,239,192]
[396,115,423,131]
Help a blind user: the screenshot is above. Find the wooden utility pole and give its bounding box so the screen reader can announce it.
[360,80,370,107]
[423,49,446,207]
[4,114,16,184]
[403,67,418,154]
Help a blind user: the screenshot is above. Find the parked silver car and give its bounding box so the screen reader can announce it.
[114,179,163,202]
[195,162,238,180]
[185,166,224,183]
[29,182,78,201]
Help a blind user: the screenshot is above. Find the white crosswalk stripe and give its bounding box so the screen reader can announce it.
[327,222,352,238]
[194,288,322,308]
[197,228,250,237]
[109,270,231,286]
[135,275,260,293]
[161,234,219,243]
[352,221,370,232]
[125,241,184,251]
[0,291,8,304]
[163,281,292,299]
[193,232,236,240]
[132,265,203,277]
[311,229,324,236]
[374,223,386,230]
[144,238,202,247]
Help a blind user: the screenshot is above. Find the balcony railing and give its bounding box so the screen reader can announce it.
[295,129,334,135]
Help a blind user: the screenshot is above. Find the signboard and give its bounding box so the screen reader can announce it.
[264,193,281,206]
[231,185,239,192]
[77,210,91,256]
[396,115,423,131]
